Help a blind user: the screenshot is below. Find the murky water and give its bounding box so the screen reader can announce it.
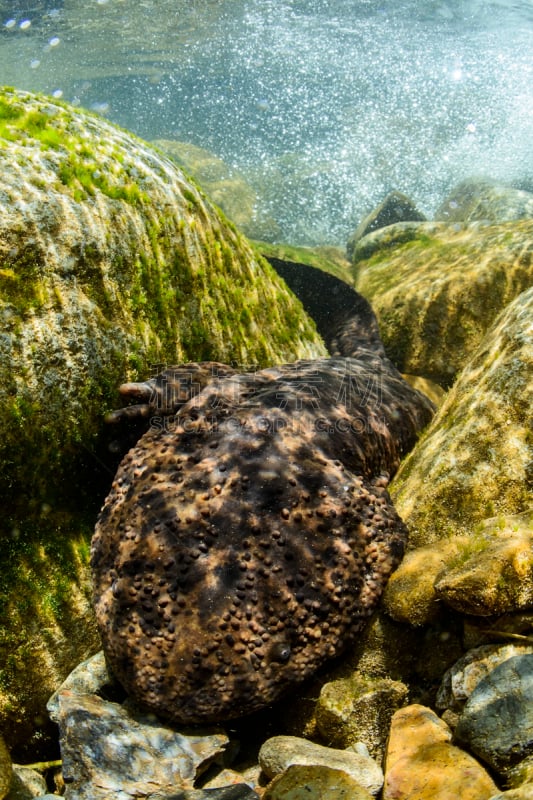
[1,0,532,243]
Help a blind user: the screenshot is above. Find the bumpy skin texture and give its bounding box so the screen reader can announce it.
[91,266,434,725]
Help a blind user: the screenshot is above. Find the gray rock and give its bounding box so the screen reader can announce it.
[6,766,47,799]
[437,645,533,713]
[47,651,112,722]
[144,789,259,799]
[454,654,533,777]
[258,736,383,796]
[31,796,59,800]
[55,691,228,800]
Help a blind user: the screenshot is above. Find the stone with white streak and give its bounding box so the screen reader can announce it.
[54,691,228,800]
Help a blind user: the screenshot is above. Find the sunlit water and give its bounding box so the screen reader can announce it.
[1,0,532,243]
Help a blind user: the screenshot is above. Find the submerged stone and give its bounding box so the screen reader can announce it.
[347,191,426,260]
[455,654,533,780]
[383,704,498,800]
[55,691,228,800]
[392,287,533,545]
[352,220,533,387]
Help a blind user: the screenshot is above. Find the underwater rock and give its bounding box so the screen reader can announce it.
[258,736,382,796]
[436,644,533,715]
[91,276,434,724]
[54,690,228,800]
[46,651,116,722]
[434,522,533,617]
[254,241,353,285]
[6,764,47,799]
[262,764,374,800]
[383,513,533,625]
[0,735,11,800]
[454,655,533,782]
[436,179,533,225]
[0,86,323,521]
[391,287,533,546]
[0,86,324,750]
[383,704,498,800]
[316,673,408,762]
[352,219,533,387]
[346,191,426,261]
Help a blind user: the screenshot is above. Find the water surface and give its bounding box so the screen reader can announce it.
[1,0,531,243]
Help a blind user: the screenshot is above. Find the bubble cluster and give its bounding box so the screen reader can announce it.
[2,1,531,243]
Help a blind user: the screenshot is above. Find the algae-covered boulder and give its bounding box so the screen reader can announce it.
[0,87,324,518]
[391,286,533,547]
[0,87,325,753]
[253,240,353,285]
[352,220,533,387]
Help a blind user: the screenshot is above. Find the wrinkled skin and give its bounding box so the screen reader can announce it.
[91,262,434,725]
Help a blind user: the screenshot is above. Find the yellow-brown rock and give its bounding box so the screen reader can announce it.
[384,513,533,625]
[316,672,408,761]
[434,513,533,616]
[263,764,374,800]
[352,220,533,387]
[392,287,533,546]
[382,538,464,625]
[383,704,498,800]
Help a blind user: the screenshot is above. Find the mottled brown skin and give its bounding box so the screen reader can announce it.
[91,263,434,725]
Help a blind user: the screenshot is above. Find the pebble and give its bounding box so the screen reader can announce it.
[455,654,533,780]
[262,764,374,799]
[383,704,498,800]
[258,735,383,796]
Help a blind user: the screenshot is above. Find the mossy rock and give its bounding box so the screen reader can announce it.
[352,220,533,387]
[391,286,533,546]
[0,86,326,753]
[384,510,533,626]
[0,85,325,520]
